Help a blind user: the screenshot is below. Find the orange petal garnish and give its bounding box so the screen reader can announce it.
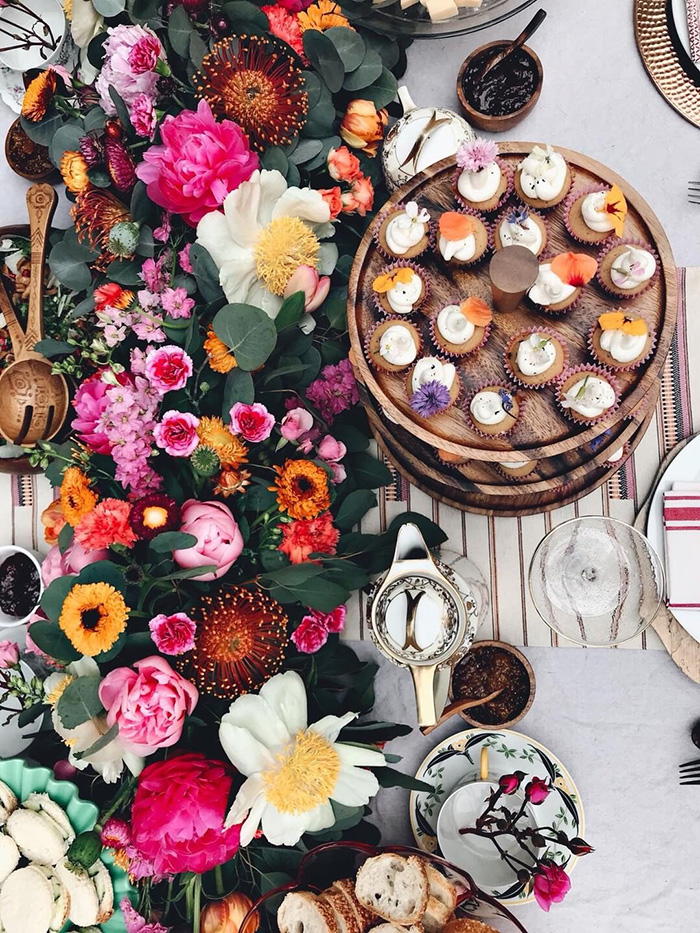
[394,267,414,284]
[459,296,492,327]
[621,319,648,337]
[373,274,393,293]
[439,211,474,242]
[601,184,627,237]
[550,251,597,287]
[598,311,625,331]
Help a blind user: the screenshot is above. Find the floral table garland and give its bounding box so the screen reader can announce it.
[0,1,451,929]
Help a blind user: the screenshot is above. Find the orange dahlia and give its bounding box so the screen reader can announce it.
[60,467,98,527]
[59,582,129,657]
[21,70,58,122]
[271,459,331,520]
[298,0,351,32]
[204,328,237,373]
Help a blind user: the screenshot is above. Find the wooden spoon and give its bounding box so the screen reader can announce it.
[474,8,547,83]
[0,184,69,446]
[420,688,503,736]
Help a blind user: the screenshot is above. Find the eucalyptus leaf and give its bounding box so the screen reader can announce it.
[73,723,119,760]
[93,0,126,14]
[317,242,338,276]
[56,676,104,730]
[222,368,255,417]
[105,260,142,286]
[343,48,383,91]
[68,296,95,321]
[189,244,224,302]
[149,531,197,552]
[130,0,163,22]
[130,180,155,225]
[212,303,277,371]
[359,67,399,109]
[374,767,433,793]
[58,523,74,554]
[285,162,301,187]
[26,621,79,663]
[87,168,111,188]
[347,451,392,489]
[224,0,270,29]
[84,107,107,133]
[325,27,365,72]
[302,72,323,110]
[168,4,194,57]
[261,147,288,175]
[288,139,323,166]
[334,489,377,531]
[189,30,208,68]
[108,87,134,136]
[20,112,63,148]
[49,122,85,169]
[34,339,74,358]
[275,291,305,332]
[324,296,346,331]
[303,31,345,94]
[245,483,277,512]
[262,565,349,612]
[48,242,92,292]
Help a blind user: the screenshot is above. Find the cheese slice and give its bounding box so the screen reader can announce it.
[424,0,458,21]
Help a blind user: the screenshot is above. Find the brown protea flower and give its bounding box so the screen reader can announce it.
[79,134,103,169]
[22,71,58,122]
[104,137,136,192]
[71,189,131,271]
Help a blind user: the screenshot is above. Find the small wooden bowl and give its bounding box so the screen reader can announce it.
[5,119,58,182]
[449,639,536,729]
[456,41,543,132]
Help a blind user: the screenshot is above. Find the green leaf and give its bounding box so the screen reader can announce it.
[222,368,255,417]
[303,31,345,94]
[288,139,323,166]
[212,303,277,371]
[68,296,95,321]
[374,767,433,793]
[256,847,303,874]
[28,621,79,663]
[108,87,134,136]
[275,291,305,332]
[168,4,194,57]
[326,27,365,71]
[348,452,392,489]
[245,483,277,512]
[317,242,338,276]
[343,48,383,91]
[56,676,104,730]
[87,167,111,188]
[224,0,269,31]
[189,244,224,302]
[360,67,399,109]
[34,339,74,358]
[20,112,63,148]
[149,531,197,552]
[73,724,119,761]
[58,523,74,554]
[161,565,218,581]
[40,576,76,623]
[332,423,368,453]
[340,720,412,742]
[77,560,125,594]
[18,705,45,728]
[303,72,323,109]
[189,30,208,69]
[130,180,155,225]
[105,260,142,286]
[334,489,377,531]
[93,0,126,14]
[84,107,107,133]
[130,0,162,22]
[49,241,92,291]
[49,121,84,170]
[324,296,347,331]
[261,147,288,175]
[263,565,349,612]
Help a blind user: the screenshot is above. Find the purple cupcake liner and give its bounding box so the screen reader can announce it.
[464,379,524,439]
[596,238,660,300]
[452,158,513,214]
[503,327,569,389]
[555,364,621,426]
[372,200,432,261]
[563,185,619,245]
[587,317,657,372]
[433,210,492,268]
[429,306,492,359]
[364,317,423,374]
[492,203,548,256]
[371,258,431,318]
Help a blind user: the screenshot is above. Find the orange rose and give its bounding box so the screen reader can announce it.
[318,186,342,219]
[341,175,374,217]
[340,100,388,157]
[60,150,91,194]
[41,499,66,545]
[327,145,361,182]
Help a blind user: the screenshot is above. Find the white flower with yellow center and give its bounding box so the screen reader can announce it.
[196,169,334,322]
[219,670,385,846]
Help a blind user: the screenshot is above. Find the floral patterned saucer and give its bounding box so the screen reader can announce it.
[409,728,584,906]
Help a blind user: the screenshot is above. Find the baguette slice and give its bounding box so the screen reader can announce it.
[444,920,500,933]
[329,878,375,933]
[320,891,360,933]
[355,855,428,926]
[278,891,340,933]
[422,897,452,933]
[422,867,458,933]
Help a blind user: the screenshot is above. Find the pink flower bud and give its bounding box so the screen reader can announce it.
[284,265,331,314]
[525,776,550,805]
[280,407,314,441]
[498,771,525,795]
[317,434,346,463]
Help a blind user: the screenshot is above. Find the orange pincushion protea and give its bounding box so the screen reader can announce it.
[71,189,132,271]
[60,467,98,527]
[271,458,331,520]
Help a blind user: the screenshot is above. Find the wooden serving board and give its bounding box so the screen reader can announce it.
[348,143,676,462]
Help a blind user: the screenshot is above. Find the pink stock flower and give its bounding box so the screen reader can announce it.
[153,411,200,457]
[120,897,170,933]
[317,434,346,463]
[135,100,259,226]
[327,146,361,182]
[532,861,572,912]
[130,753,241,876]
[140,255,169,293]
[229,402,275,443]
[145,346,193,394]
[173,500,244,581]
[178,244,193,273]
[153,212,172,243]
[99,656,198,757]
[148,612,197,656]
[130,93,157,139]
[291,614,329,653]
[128,34,165,74]
[283,265,331,314]
[41,541,110,586]
[456,137,499,173]
[96,25,164,114]
[306,358,359,423]
[101,817,132,850]
[161,286,194,320]
[280,407,314,441]
[0,641,18,668]
[525,776,550,805]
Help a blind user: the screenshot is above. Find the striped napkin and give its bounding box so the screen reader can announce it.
[664,484,700,609]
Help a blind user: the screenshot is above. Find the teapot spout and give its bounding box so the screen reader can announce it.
[397,86,417,115]
[393,521,431,563]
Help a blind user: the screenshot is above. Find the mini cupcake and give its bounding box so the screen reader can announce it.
[597,240,659,298]
[431,296,492,357]
[496,459,538,479]
[435,211,490,267]
[564,183,627,244]
[589,311,655,370]
[604,444,628,467]
[453,138,511,213]
[406,356,461,418]
[556,366,620,425]
[466,384,521,437]
[372,262,428,316]
[528,251,598,313]
[366,319,421,373]
[375,200,431,260]
[504,329,567,388]
[514,144,573,209]
[493,205,547,256]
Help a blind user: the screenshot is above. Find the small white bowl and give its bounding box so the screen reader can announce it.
[0,546,43,628]
[0,0,67,71]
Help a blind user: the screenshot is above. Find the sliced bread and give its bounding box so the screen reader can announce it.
[329,878,375,933]
[278,891,340,933]
[89,858,115,923]
[444,919,500,933]
[55,856,100,927]
[319,891,360,933]
[355,855,429,925]
[421,867,458,933]
[0,782,17,826]
[367,922,423,933]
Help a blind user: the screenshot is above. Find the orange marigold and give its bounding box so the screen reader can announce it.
[204,328,237,373]
[197,417,249,468]
[59,582,129,657]
[298,0,351,31]
[60,467,98,527]
[60,151,91,194]
[21,70,58,122]
[270,458,331,520]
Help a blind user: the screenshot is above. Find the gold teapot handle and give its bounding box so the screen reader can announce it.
[409,663,439,727]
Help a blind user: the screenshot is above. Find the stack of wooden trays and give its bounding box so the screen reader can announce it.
[347,142,676,516]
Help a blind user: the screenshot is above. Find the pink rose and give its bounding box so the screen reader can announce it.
[173,500,244,581]
[148,612,197,655]
[341,175,374,217]
[229,402,275,443]
[41,542,110,586]
[499,772,525,795]
[136,99,258,226]
[99,656,198,757]
[328,462,347,485]
[280,407,314,441]
[317,187,342,220]
[317,434,346,462]
[283,265,331,314]
[130,93,157,139]
[291,615,329,653]
[0,641,19,668]
[327,146,361,182]
[153,410,200,457]
[145,345,193,394]
[128,34,164,74]
[533,861,572,912]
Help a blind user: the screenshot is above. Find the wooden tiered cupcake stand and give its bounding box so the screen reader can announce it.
[347,142,676,516]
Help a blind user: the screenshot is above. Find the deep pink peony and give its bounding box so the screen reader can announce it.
[99,656,198,757]
[135,100,259,226]
[130,752,242,876]
[173,500,244,581]
[533,861,571,912]
[71,376,114,454]
[41,541,110,586]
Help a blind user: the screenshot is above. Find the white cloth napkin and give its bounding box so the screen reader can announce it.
[663,485,700,609]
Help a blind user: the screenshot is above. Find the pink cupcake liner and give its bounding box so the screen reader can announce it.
[433,211,493,268]
[372,200,432,261]
[464,379,524,439]
[405,357,464,418]
[371,258,431,319]
[526,251,594,316]
[452,158,513,214]
[587,318,657,372]
[364,317,423,374]
[564,185,619,245]
[603,442,629,468]
[494,459,539,481]
[503,327,570,389]
[555,364,621,426]
[596,238,660,300]
[514,159,575,210]
[429,308,491,359]
[492,203,548,256]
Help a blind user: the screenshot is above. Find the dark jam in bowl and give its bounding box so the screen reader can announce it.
[462,46,538,117]
[0,553,40,618]
[452,644,531,725]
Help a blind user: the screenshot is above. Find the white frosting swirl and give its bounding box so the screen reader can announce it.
[516,333,557,375]
[581,190,616,233]
[378,324,417,367]
[384,202,430,255]
[529,264,576,306]
[561,376,616,418]
[470,390,512,426]
[519,145,567,202]
[600,327,647,363]
[436,305,475,345]
[499,460,530,470]
[386,271,423,315]
[499,216,542,253]
[457,162,501,204]
[610,247,656,289]
[439,232,476,262]
[606,446,624,463]
[411,357,456,394]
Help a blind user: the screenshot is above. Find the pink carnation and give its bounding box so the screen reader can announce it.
[229,402,275,443]
[291,614,329,653]
[130,93,157,139]
[148,612,196,655]
[145,345,193,394]
[135,99,259,226]
[262,5,306,59]
[96,25,164,115]
[153,410,200,457]
[128,34,164,74]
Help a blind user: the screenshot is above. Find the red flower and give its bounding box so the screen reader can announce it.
[94,282,133,312]
[278,512,339,564]
[498,771,525,795]
[74,499,137,550]
[525,776,550,805]
[262,4,306,60]
[291,614,329,653]
[321,604,345,633]
[532,860,571,912]
[229,402,275,443]
[568,837,594,856]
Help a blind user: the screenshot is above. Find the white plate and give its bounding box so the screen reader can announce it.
[646,434,700,641]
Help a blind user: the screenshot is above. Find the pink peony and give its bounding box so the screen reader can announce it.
[173,500,244,581]
[0,641,19,668]
[130,752,242,875]
[99,656,198,757]
[153,410,200,457]
[229,402,275,443]
[41,541,110,586]
[96,25,164,115]
[135,100,259,226]
[130,93,157,139]
[317,434,346,463]
[145,345,193,394]
[291,614,329,653]
[72,376,115,454]
[280,407,314,441]
[148,612,196,655]
[533,861,572,912]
